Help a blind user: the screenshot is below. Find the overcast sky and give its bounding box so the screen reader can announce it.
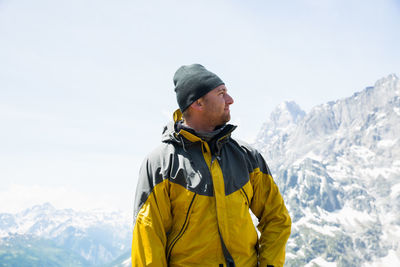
[1,0,399,213]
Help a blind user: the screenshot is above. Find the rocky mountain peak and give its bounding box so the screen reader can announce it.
[270,101,306,127]
[255,74,400,266]
[0,204,131,266]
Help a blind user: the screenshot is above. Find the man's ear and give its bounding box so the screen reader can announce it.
[191,99,203,111]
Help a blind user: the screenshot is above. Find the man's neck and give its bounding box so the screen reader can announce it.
[180,121,225,142]
[182,120,215,133]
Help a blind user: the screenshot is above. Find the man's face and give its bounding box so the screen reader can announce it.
[200,85,234,128]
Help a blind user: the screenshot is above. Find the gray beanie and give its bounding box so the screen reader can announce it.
[173,64,225,112]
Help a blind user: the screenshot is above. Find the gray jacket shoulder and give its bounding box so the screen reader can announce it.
[134,142,176,218]
[232,138,271,175]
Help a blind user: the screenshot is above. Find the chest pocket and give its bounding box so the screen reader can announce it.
[218,144,252,197]
[241,182,253,206]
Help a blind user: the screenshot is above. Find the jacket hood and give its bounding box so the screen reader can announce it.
[160,109,182,144]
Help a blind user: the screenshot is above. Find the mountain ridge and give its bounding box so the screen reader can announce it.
[0,202,131,266]
[1,74,399,266]
[255,73,400,266]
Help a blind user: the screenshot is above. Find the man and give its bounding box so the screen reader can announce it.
[132,64,291,267]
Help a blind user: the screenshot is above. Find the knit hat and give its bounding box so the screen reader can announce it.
[173,64,225,112]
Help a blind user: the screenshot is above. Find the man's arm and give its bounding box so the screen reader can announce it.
[132,157,172,267]
[249,152,291,267]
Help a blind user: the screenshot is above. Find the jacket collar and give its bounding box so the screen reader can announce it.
[162,109,237,146]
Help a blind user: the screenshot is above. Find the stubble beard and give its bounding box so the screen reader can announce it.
[203,100,231,129]
[217,110,231,127]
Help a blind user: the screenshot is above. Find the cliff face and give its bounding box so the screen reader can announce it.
[255,74,400,266]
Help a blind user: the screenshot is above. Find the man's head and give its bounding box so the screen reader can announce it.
[174,64,225,113]
[173,64,234,132]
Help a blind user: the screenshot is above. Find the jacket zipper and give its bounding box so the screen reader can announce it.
[241,188,250,206]
[167,193,197,262]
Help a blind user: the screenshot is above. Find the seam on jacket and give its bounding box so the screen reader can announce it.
[219,228,235,267]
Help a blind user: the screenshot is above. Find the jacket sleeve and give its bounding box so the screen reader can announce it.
[249,152,291,267]
[132,156,172,267]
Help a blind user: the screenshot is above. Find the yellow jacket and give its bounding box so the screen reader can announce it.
[132,110,291,267]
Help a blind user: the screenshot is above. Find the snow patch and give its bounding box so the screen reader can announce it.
[378,139,397,147]
[391,183,400,198]
[305,257,336,267]
[364,249,400,267]
[324,205,376,230]
[122,257,132,266]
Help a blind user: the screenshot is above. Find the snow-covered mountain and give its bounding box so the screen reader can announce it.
[1,74,399,266]
[0,203,131,266]
[255,74,400,266]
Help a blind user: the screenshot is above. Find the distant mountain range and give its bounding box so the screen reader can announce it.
[0,203,131,266]
[1,74,399,266]
[255,74,400,266]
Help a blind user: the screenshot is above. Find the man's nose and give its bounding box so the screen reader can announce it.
[226,94,234,105]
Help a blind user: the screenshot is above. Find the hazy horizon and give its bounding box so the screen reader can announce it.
[1,0,400,214]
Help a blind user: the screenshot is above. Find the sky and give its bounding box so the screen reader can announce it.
[1,0,400,214]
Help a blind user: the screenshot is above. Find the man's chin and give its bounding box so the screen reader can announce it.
[223,114,231,124]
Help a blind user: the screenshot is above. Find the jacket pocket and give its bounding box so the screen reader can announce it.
[240,188,250,206]
[167,193,197,262]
